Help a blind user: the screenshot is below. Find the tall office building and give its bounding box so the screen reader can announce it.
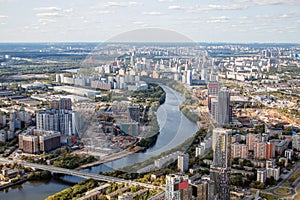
[217,89,231,127]
[165,174,190,200]
[210,128,231,200]
[178,153,189,172]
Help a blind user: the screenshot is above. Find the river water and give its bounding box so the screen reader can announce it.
[0,85,198,200]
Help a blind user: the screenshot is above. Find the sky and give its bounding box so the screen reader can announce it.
[0,0,299,43]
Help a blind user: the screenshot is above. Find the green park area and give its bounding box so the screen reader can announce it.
[274,188,292,196]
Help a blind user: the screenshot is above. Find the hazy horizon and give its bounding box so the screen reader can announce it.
[0,0,299,43]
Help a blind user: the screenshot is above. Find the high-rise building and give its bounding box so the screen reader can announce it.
[265,142,275,159]
[186,70,192,85]
[246,133,259,151]
[49,98,72,110]
[257,168,267,183]
[217,89,231,127]
[210,128,231,200]
[19,128,61,154]
[253,142,275,160]
[36,109,78,136]
[210,97,218,123]
[165,174,190,200]
[190,180,209,200]
[292,133,300,151]
[285,149,293,160]
[266,159,280,181]
[231,143,248,159]
[196,146,205,157]
[0,129,6,142]
[178,153,189,172]
[208,82,220,96]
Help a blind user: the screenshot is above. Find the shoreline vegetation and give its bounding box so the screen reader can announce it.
[103,128,208,177]
[141,77,201,124]
[106,80,205,173]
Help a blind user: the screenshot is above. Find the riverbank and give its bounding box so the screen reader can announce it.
[0,177,28,191]
[1,85,199,199]
[75,146,143,170]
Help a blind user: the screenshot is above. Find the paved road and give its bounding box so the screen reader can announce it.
[266,161,300,197]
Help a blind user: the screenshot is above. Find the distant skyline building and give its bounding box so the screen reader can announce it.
[186,70,192,85]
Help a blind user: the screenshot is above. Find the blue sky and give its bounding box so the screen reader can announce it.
[0,0,299,43]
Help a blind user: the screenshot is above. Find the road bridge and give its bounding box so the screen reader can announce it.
[0,158,156,189]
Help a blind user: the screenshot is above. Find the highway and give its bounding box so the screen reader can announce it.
[0,157,158,189]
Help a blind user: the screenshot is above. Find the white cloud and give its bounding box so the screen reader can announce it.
[188,4,248,13]
[36,13,62,18]
[133,21,144,25]
[0,15,8,24]
[142,11,163,15]
[233,0,297,5]
[158,0,174,2]
[208,4,248,10]
[255,13,296,20]
[93,1,143,9]
[34,7,61,12]
[168,5,182,10]
[207,16,229,23]
[98,10,115,14]
[0,15,8,19]
[38,18,56,25]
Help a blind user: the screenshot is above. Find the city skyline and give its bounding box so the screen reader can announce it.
[0,0,300,43]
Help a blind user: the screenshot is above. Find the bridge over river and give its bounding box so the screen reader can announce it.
[0,157,156,189]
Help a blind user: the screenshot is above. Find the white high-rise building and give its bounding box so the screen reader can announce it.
[178,153,189,172]
[36,109,78,136]
[292,133,300,151]
[257,168,267,183]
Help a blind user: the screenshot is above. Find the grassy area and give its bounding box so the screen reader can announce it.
[259,192,277,200]
[274,188,292,195]
[282,168,300,187]
[294,186,300,199]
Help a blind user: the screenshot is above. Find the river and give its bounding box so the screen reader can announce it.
[0,85,199,200]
